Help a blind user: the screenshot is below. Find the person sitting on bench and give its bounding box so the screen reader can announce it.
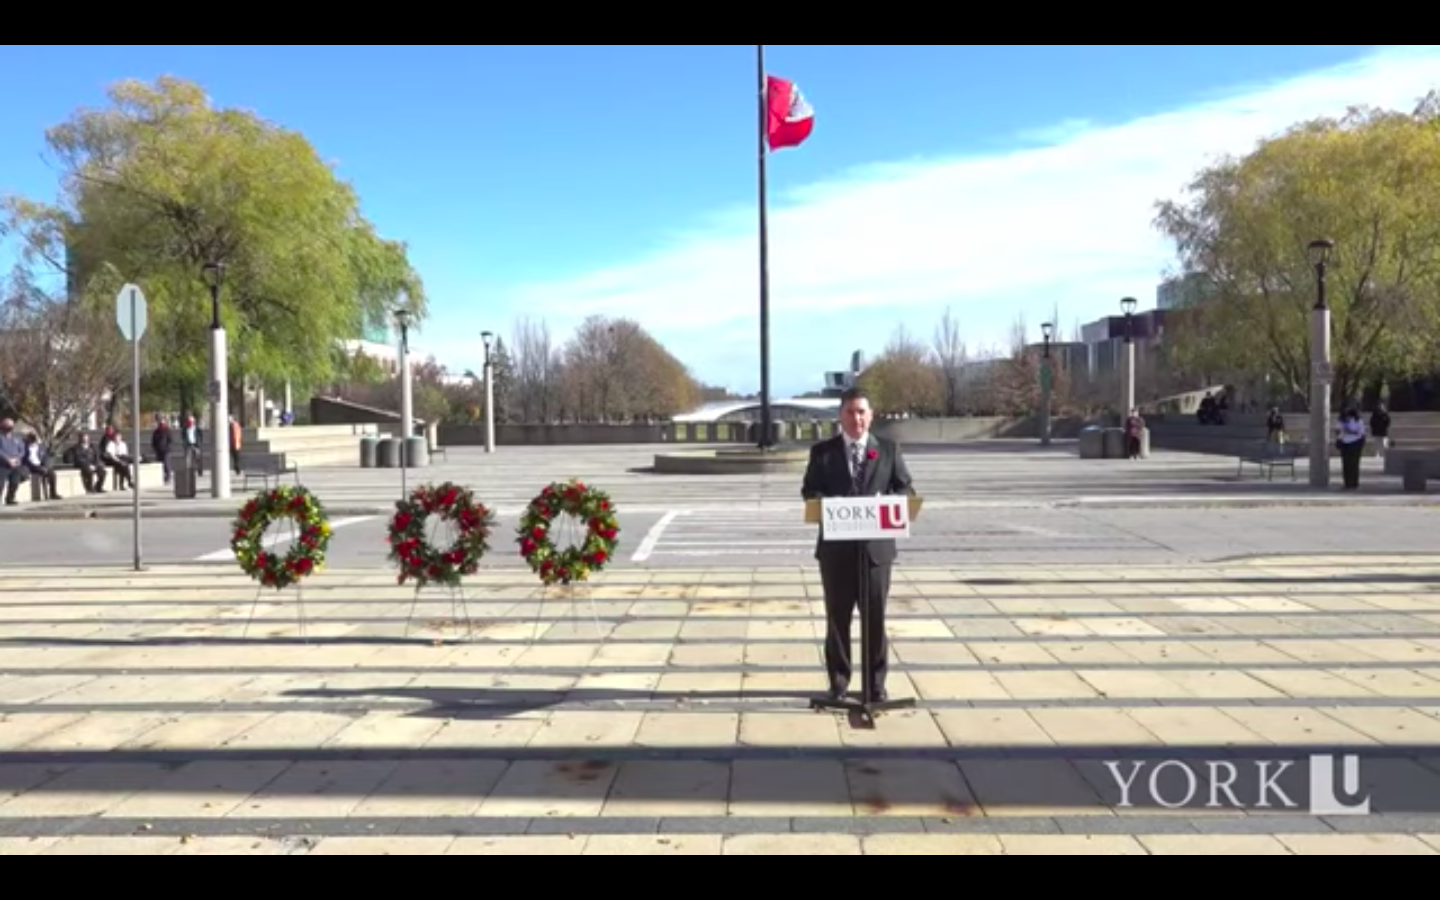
[64,433,106,493]
[22,433,61,501]
[100,427,135,491]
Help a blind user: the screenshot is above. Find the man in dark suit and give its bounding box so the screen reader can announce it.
[801,388,915,703]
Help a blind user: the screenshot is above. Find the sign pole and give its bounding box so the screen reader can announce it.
[117,284,148,572]
[131,288,143,571]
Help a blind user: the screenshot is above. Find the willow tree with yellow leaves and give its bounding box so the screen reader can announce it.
[1154,93,1440,408]
[1,76,424,417]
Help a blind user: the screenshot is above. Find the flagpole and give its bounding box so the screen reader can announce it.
[757,43,773,450]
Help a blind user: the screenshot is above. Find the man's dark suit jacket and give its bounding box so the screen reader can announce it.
[801,432,915,565]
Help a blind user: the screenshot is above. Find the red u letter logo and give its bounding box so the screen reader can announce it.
[880,503,904,529]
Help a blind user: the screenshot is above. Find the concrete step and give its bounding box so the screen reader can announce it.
[1149,429,1262,444]
[1392,412,1440,426]
[281,448,362,469]
[248,435,388,455]
[1388,425,1440,447]
[193,445,362,473]
[242,426,382,450]
[242,424,379,442]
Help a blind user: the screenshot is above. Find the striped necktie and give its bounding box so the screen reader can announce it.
[852,441,866,495]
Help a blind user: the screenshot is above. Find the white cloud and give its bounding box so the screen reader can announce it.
[447,46,1440,395]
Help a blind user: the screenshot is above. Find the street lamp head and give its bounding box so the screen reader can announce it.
[481,330,493,351]
[1041,322,1055,342]
[1121,297,1138,316]
[1308,238,1335,267]
[392,307,413,330]
[202,261,225,290]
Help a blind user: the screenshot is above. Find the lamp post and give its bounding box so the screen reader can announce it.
[1121,296,1138,418]
[1308,238,1335,488]
[393,303,413,480]
[202,262,230,499]
[481,331,496,454]
[1040,321,1055,446]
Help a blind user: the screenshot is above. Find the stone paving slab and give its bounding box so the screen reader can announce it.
[0,559,1439,854]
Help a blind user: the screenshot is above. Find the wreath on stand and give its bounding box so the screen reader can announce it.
[231,486,332,590]
[517,479,620,585]
[388,482,497,588]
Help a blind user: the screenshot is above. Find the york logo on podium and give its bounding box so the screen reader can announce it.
[821,496,911,541]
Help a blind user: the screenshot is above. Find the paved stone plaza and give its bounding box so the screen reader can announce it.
[2,555,1440,855]
[0,443,1437,854]
[0,444,1435,568]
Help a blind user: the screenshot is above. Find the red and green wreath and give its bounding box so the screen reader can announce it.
[517,479,620,586]
[231,486,332,590]
[389,482,496,588]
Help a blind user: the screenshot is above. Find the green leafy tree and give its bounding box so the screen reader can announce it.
[1154,92,1440,407]
[1,76,425,410]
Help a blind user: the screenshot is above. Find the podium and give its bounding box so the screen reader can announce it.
[804,495,923,727]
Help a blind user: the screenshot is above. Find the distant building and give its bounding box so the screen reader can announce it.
[820,350,865,397]
[673,397,839,423]
[1081,308,1168,377]
[1022,341,1090,379]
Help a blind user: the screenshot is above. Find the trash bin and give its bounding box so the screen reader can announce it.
[377,438,401,469]
[359,436,378,469]
[404,436,430,468]
[1078,427,1106,459]
[172,450,197,499]
[1103,428,1127,459]
[1403,457,1428,493]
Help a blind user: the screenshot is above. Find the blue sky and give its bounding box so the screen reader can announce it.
[2,45,1437,398]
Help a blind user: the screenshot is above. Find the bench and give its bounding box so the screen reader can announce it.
[430,445,448,462]
[238,452,300,490]
[12,462,168,506]
[1237,441,1299,481]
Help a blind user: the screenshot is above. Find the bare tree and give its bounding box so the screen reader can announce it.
[858,324,943,414]
[932,306,967,416]
[0,269,128,443]
[511,317,559,423]
[561,316,700,422]
[1009,312,1030,354]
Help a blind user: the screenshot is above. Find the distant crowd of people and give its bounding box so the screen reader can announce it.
[0,419,140,505]
[0,410,261,505]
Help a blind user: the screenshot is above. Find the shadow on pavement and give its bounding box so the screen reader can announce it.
[0,742,1437,816]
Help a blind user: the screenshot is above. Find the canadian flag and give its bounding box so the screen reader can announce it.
[766,75,814,150]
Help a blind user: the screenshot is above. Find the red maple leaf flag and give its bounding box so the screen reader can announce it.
[766,75,814,150]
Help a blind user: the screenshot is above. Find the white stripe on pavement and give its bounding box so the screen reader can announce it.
[630,510,680,563]
[648,548,808,556]
[194,516,378,562]
[660,540,814,547]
